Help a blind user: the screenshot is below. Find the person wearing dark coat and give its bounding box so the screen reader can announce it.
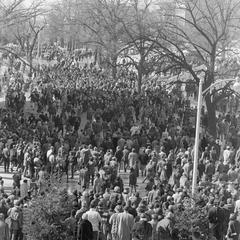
[77,215,93,240]
[223,199,235,236]
[208,200,224,240]
[157,212,174,240]
[132,213,152,240]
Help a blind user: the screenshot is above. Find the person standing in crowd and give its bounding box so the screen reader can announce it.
[115,146,123,173]
[157,212,174,240]
[20,179,28,199]
[149,214,158,240]
[2,47,240,240]
[82,202,102,240]
[122,146,129,172]
[129,167,137,194]
[132,213,152,240]
[7,200,23,240]
[12,170,21,190]
[0,213,9,240]
[93,173,103,194]
[128,148,138,172]
[69,149,77,179]
[208,200,224,240]
[2,144,10,173]
[226,213,240,240]
[116,206,134,240]
[62,210,77,239]
[77,213,93,240]
[109,204,122,240]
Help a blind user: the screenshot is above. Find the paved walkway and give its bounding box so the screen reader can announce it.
[0,165,146,197]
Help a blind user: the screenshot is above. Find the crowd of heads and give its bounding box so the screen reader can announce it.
[0,52,239,240]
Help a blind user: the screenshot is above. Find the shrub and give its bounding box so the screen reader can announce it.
[23,178,73,240]
[174,197,209,240]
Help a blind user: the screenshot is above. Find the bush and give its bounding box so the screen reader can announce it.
[174,197,209,240]
[23,178,73,240]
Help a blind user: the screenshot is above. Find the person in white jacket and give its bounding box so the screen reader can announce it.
[20,179,28,198]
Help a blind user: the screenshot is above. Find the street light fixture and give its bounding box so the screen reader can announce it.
[192,76,240,196]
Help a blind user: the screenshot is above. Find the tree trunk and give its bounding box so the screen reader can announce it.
[205,48,217,138]
[27,53,33,77]
[137,67,142,93]
[137,56,144,93]
[111,55,117,80]
[205,94,217,138]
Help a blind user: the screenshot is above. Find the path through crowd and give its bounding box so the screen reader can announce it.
[0,166,146,197]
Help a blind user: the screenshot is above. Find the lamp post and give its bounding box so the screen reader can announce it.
[191,77,240,196]
[192,77,204,196]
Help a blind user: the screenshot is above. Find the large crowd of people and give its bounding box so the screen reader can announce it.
[0,53,239,240]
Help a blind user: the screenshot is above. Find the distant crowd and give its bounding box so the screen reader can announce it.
[0,52,239,240]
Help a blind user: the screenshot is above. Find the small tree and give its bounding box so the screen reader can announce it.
[0,0,47,75]
[59,0,128,79]
[174,197,209,240]
[23,178,73,240]
[118,0,161,92]
[13,15,46,75]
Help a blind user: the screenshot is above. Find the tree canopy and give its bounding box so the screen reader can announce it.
[1,0,240,137]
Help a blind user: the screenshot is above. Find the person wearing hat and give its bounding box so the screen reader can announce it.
[226,213,240,240]
[132,213,152,240]
[136,203,147,221]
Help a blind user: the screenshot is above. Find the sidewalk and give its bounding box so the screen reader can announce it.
[0,165,146,196]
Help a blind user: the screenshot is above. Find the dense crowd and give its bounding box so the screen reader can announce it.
[0,55,240,240]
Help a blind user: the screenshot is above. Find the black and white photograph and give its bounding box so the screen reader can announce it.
[0,0,240,239]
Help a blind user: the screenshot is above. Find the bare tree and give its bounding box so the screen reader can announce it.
[118,0,162,92]
[14,16,46,75]
[75,0,129,78]
[50,0,132,78]
[148,0,240,137]
[0,0,47,74]
[0,0,46,28]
